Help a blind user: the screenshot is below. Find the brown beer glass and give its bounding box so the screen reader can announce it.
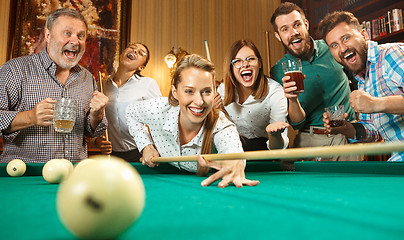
[282,59,304,93]
[325,105,345,127]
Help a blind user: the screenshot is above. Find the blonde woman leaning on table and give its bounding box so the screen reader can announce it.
[93,42,162,162]
[126,54,259,188]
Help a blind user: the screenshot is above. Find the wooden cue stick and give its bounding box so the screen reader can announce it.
[150,142,404,162]
[265,31,271,73]
[204,40,212,62]
[98,71,109,142]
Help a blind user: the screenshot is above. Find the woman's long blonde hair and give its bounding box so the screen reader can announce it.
[168,54,218,176]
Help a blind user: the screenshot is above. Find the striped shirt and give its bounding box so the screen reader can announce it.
[355,41,404,161]
[0,48,107,163]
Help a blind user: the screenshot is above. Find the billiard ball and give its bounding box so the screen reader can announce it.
[57,155,145,240]
[6,159,26,177]
[42,159,69,184]
[59,159,74,176]
[74,158,95,172]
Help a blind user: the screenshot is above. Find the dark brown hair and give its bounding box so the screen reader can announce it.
[317,11,361,41]
[223,39,267,106]
[128,42,150,77]
[270,2,305,32]
[168,54,218,176]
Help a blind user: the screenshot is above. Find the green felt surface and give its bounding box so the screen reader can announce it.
[1,161,404,240]
[295,161,404,175]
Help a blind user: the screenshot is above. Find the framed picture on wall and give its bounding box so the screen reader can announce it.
[7,0,131,78]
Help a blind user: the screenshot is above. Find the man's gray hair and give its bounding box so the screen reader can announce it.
[45,8,88,31]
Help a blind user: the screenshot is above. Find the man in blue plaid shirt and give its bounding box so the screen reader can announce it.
[318,11,404,161]
[0,8,108,163]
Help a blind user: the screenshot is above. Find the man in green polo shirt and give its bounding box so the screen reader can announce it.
[270,2,359,165]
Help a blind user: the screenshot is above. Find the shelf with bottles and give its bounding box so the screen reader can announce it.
[371,27,404,44]
[308,0,404,42]
[362,8,404,43]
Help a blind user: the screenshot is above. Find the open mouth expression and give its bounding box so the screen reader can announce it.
[63,45,80,62]
[289,36,304,50]
[240,70,253,83]
[126,52,136,61]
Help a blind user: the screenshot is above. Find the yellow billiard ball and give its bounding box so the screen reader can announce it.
[57,155,145,240]
[6,159,26,177]
[42,159,69,184]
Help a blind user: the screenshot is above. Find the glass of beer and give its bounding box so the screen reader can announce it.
[53,98,77,133]
[282,59,304,93]
[325,105,345,127]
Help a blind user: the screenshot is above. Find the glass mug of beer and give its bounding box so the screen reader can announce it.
[53,98,77,133]
[282,59,304,93]
[325,105,345,127]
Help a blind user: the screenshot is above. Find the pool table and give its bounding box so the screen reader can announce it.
[1,161,404,240]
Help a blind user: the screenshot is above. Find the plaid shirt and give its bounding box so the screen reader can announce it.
[0,48,107,163]
[355,41,404,161]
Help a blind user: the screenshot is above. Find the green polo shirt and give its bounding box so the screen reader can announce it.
[270,39,355,130]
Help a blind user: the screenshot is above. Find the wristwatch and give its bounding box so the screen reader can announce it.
[351,122,366,141]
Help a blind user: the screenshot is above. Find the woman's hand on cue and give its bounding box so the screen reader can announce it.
[141,144,160,168]
[198,155,260,188]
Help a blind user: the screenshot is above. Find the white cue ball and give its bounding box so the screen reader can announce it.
[74,158,95,172]
[6,159,26,177]
[42,159,69,184]
[59,159,74,177]
[57,155,145,240]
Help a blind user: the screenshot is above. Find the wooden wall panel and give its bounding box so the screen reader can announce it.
[130,0,283,96]
[0,0,11,65]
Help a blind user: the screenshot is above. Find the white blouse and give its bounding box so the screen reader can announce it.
[217,77,289,149]
[104,74,162,152]
[126,97,243,172]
